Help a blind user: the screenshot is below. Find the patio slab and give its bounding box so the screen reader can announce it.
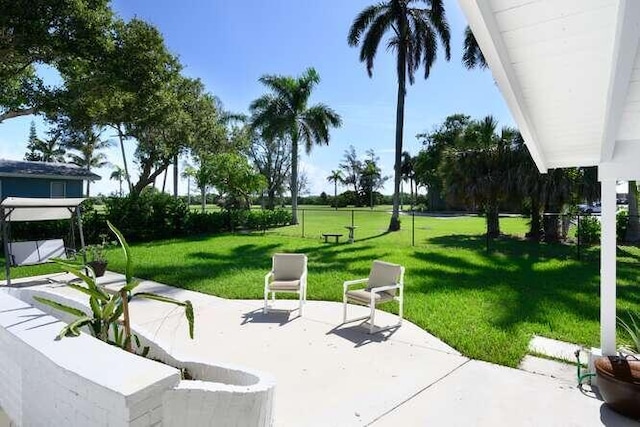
[3,272,639,426]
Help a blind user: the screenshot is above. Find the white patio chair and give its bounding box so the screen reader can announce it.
[343,260,404,334]
[264,253,308,315]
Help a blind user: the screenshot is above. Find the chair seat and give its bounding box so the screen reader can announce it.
[268,279,301,291]
[345,289,395,305]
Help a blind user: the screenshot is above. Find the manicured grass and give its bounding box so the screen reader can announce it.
[4,211,639,368]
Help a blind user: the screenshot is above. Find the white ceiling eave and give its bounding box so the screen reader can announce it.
[458,0,549,172]
[458,0,640,175]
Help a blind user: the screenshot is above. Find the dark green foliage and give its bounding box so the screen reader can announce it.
[617,210,629,242]
[104,190,189,241]
[578,216,601,245]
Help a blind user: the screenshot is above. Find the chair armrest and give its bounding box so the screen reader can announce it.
[369,283,402,294]
[264,271,274,288]
[343,278,368,292]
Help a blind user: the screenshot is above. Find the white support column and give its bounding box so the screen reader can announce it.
[600,179,617,355]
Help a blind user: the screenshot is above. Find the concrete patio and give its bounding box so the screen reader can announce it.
[2,272,639,426]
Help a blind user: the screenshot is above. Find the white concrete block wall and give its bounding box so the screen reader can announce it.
[6,286,277,427]
[0,292,180,427]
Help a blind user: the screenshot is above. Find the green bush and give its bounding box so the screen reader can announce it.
[104,189,189,241]
[578,216,601,245]
[617,210,629,242]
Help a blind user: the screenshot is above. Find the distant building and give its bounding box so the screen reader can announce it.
[0,159,101,199]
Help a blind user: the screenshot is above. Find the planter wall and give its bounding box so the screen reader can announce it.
[0,292,180,426]
[6,285,276,427]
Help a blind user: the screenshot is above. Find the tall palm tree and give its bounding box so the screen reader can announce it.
[348,0,451,231]
[250,68,342,224]
[326,170,343,210]
[109,165,127,196]
[64,128,112,197]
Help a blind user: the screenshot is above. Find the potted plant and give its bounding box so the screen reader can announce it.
[86,236,108,277]
[595,312,640,420]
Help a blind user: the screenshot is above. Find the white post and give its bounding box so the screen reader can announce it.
[600,178,617,355]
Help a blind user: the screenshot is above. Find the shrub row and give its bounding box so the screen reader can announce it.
[7,190,292,246]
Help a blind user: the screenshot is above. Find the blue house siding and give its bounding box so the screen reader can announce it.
[0,177,84,199]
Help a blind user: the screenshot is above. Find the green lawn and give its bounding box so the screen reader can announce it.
[4,211,639,367]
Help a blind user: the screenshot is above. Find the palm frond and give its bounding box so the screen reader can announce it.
[463,26,487,70]
[348,3,387,46]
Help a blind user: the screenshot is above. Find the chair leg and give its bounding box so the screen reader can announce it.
[299,291,303,316]
[369,303,376,334]
[398,292,404,326]
[263,287,269,314]
[343,295,348,323]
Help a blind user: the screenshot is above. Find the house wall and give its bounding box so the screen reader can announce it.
[0,177,83,199]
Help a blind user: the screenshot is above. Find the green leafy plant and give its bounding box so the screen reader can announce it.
[578,216,601,245]
[618,311,640,354]
[34,220,194,354]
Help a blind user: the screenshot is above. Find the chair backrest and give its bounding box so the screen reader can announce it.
[272,253,307,281]
[366,260,404,296]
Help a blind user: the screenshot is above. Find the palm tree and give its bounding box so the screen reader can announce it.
[326,170,343,210]
[25,126,66,163]
[109,165,127,196]
[250,68,342,224]
[64,128,112,197]
[348,0,451,231]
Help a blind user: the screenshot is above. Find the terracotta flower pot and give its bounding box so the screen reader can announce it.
[595,355,640,420]
[87,261,108,278]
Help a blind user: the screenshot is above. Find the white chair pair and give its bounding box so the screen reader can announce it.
[264,255,405,334]
[264,253,308,315]
[343,260,404,334]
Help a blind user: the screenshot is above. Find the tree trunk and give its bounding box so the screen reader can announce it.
[115,125,133,192]
[334,182,338,210]
[86,180,91,198]
[173,155,179,199]
[389,43,407,232]
[290,135,299,224]
[266,188,276,210]
[201,187,206,213]
[119,179,123,197]
[626,180,640,241]
[543,205,561,243]
[0,107,36,123]
[486,202,500,238]
[527,197,542,242]
[161,168,168,193]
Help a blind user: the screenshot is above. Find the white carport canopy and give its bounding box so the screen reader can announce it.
[0,197,87,222]
[458,0,640,356]
[1,197,87,286]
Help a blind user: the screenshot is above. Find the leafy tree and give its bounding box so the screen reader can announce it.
[23,123,66,162]
[247,132,291,210]
[414,114,471,210]
[24,121,43,161]
[361,149,388,209]
[348,0,451,231]
[326,170,343,210]
[339,145,363,196]
[209,152,266,210]
[0,0,113,123]
[250,67,342,224]
[60,125,111,196]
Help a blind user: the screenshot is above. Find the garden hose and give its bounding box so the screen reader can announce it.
[575,349,596,385]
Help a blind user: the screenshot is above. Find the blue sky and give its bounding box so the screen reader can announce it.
[0,0,515,196]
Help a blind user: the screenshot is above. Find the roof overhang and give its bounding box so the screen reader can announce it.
[0,197,86,222]
[458,0,640,175]
[0,172,101,181]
